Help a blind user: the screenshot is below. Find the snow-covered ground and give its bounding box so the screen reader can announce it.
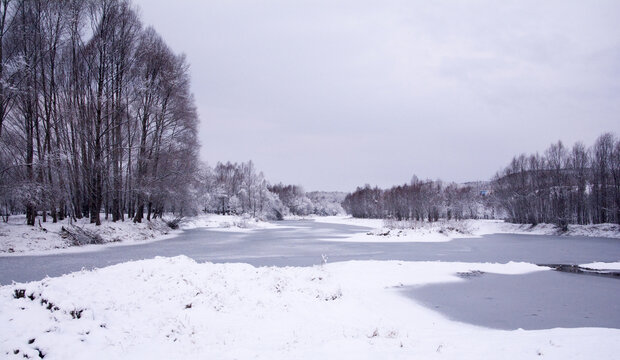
[580,262,620,271]
[0,215,178,255]
[181,214,295,232]
[0,214,277,255]
[313,217,620,243]
[2,256,618,359]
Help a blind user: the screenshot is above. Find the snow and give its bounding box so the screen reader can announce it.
[3,256,617,359]
[0,215,179,256]
[0,214,280,256]
[181,214,295,232]
[474,221,620,239]
[314,217,620,243]
[580,262,620,271]
[311,215,384,228]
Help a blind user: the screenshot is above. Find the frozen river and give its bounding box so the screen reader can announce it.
[1,219,619,329]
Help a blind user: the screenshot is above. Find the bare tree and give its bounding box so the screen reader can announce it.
[0,0,200,226]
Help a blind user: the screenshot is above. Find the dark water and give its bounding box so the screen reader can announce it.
[405,271,620,330]
[1,219,619,329]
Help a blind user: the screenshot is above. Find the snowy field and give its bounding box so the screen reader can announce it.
[313,217,620,243]
[3,256,619,359]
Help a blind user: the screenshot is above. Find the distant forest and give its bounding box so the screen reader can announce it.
[195,161,345,220]
[344,132,620,227]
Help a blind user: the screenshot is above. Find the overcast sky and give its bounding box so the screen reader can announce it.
[134,0,620,191]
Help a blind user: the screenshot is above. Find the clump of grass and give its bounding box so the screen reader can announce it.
[60,226,103,245]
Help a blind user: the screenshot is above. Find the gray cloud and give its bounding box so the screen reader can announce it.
[135,0,620,191]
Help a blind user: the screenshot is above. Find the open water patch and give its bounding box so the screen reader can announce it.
[405,270,620,330]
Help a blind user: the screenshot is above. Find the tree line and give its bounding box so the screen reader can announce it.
[196,161,345,219]
[197,161,282,219]
[343,178,491,221]
[492,132,620,227]
[0,0,198,225]
[343,132,620,228]
[268,184,345,216]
